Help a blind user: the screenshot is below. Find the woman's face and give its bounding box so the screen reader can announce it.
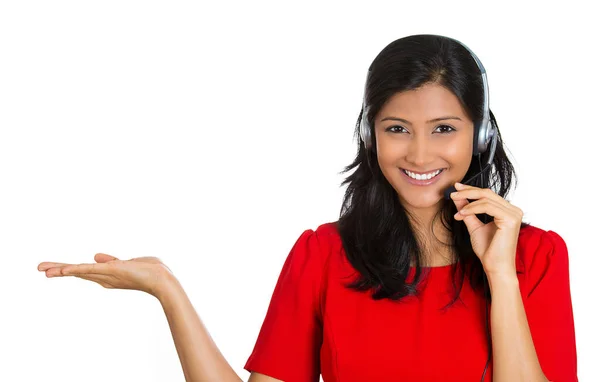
[373,83,475,213]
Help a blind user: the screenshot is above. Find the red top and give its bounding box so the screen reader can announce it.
[244,222,577,381]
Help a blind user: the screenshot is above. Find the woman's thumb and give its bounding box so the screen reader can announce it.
[94,253,119,263]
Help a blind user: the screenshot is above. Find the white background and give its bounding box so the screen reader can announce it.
[1,1,597,381]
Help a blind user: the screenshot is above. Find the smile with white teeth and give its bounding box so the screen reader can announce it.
[402,169,443,180]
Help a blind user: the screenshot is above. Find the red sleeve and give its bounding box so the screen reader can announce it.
[244,229,324,382]
[524,230,578,381]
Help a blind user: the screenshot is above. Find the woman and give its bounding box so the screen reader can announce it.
[38,34,577,381]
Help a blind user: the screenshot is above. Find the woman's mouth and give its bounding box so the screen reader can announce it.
[400,168,445,186]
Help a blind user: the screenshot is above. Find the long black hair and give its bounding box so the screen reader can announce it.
[336,34,530,307]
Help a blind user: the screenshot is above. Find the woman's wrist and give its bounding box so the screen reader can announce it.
[153,267,181,304]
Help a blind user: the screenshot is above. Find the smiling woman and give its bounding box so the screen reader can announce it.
[243,34,577,382]
[38,33,578,382]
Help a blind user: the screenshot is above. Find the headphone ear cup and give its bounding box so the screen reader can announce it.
[473,120,493,156]
[360,107,372,150]
[472,122,482,156]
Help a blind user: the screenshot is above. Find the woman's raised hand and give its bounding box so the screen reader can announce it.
[37,253,174,298]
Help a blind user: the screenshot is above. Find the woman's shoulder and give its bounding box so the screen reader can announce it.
[287,221,341,260]
[289,221,343,271]
[515,223,569,274]
[297,221,341,252]
[313,221,341,239]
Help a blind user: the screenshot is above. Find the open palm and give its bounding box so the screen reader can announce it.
[38,253,173,297]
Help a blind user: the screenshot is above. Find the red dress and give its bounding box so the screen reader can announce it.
[244,222,577,381]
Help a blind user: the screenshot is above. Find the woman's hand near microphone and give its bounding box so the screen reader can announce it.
[38,254,274,382]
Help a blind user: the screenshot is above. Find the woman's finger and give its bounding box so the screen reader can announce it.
[47,263,112,277]
[43,266,73,277]
[65,263,113,276]
[94,253,119,262]
[456,199,511,221]
[452,184,523,216]
[47,269,116,286]
[38,262,70,271]
[39,254,119,273]
[451,187,505,204]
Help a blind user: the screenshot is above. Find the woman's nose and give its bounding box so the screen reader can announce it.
[406,135,434,165]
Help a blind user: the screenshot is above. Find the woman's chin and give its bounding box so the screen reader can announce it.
[398,193,445,209]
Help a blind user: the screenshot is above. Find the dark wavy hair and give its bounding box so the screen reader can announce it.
[336,34,531,308]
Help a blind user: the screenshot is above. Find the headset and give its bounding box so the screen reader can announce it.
[358,35,497,381]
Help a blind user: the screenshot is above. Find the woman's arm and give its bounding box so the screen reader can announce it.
[489,230,577,382]
[156,270,283,382]
[39,255,282,382]
[488,274,548,382]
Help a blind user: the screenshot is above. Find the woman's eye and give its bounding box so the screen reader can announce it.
[386,125,406,133]
[436,125,456,134]
[385,125,456,134]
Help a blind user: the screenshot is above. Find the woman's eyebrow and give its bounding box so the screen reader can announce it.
[380,116,463,124]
